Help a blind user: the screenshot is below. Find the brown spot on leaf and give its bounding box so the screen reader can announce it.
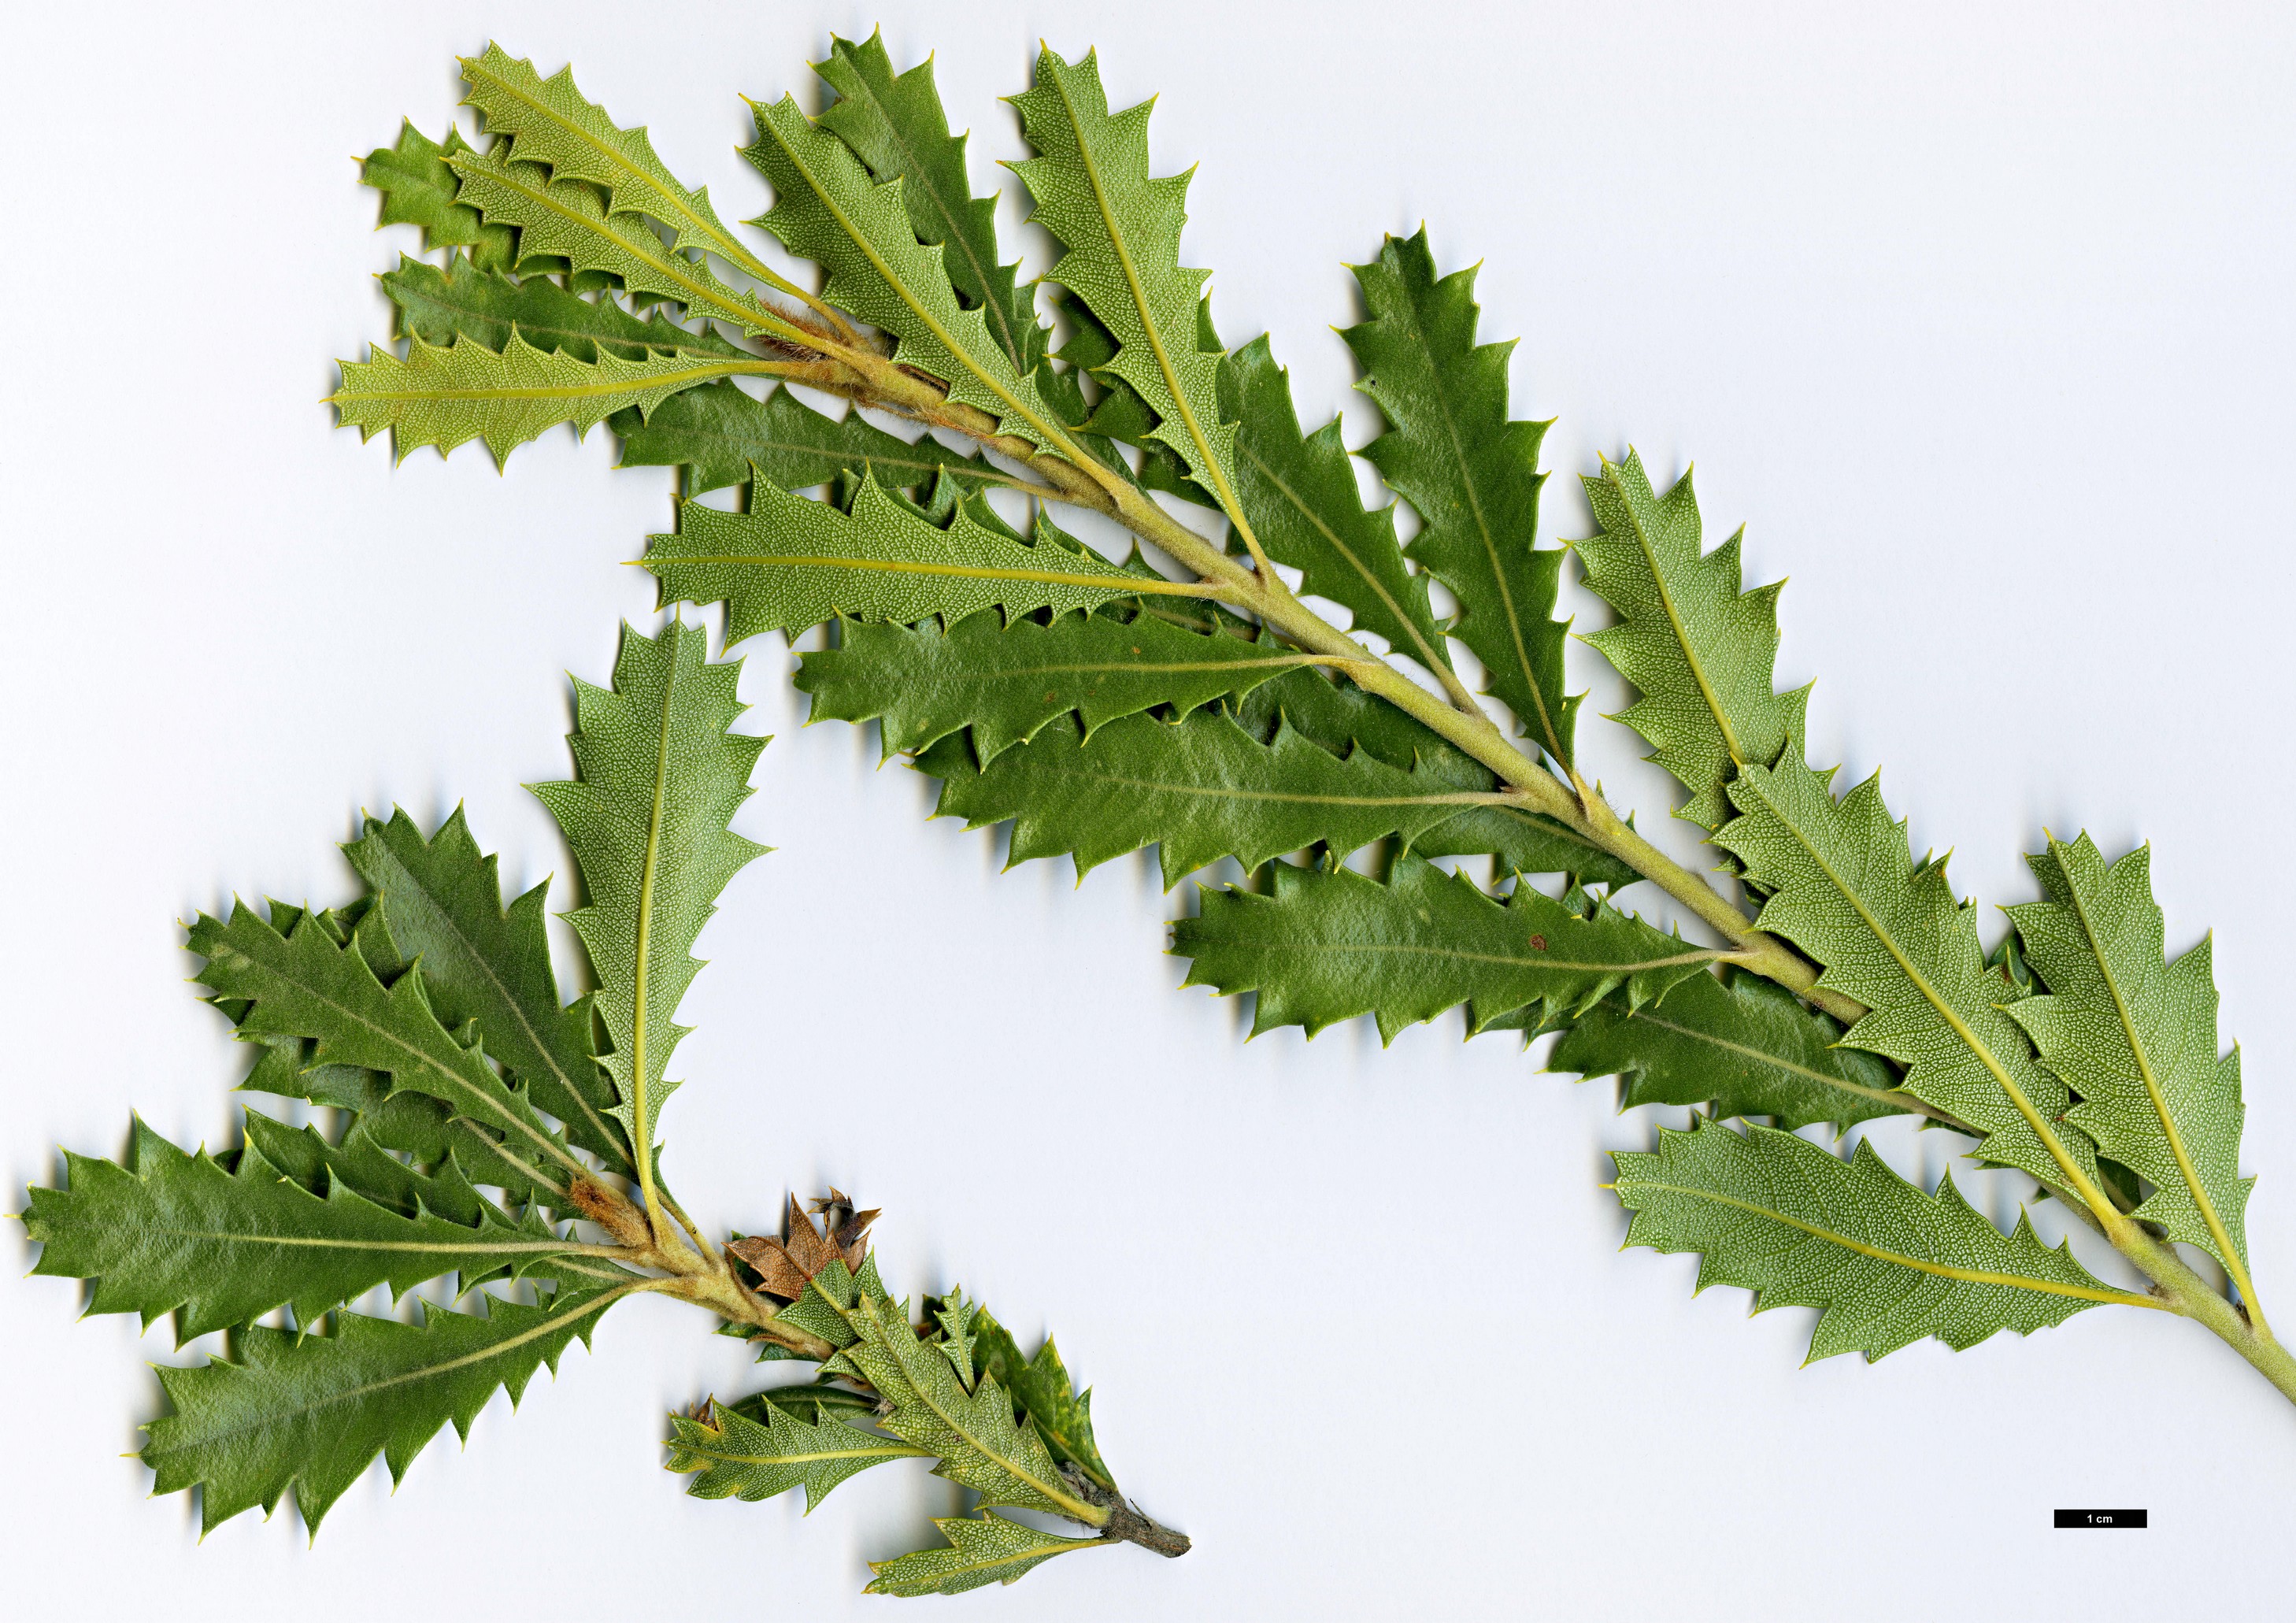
[1530,934,1547,951]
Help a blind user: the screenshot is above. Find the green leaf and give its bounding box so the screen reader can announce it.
[144,1273,639,1533]
[187,902,591,1207]
[2006,836,2254,1280]
[361,122,513,271]
[1613,1120,2150,1361]
[613,380,1005,498]
[920,708,1491,886]
[380,252,746,362]
[1550,966,1909,1133]
[1237,666,1637,885]
[446,145,813,345]
[329,331,766,469]
[345,807,628,1175]
[724,1380,881,1425]
[972,1306,1113,1491]
[742,94,1074,451]
[458,44,768,280]
[529,621,765,1194]
[797,605,1308,764]
[1009,48,1249,529]
[813,30,1047,380]
[666,1399,927,1509]
[22,1119,576,1343]
[1713,754,2098,1195]
[1576,452,1809,829]
[866,1512,1108,1596]
[1342,230,1574,762]
[1174,854,1716,1039]
[1224,335,1454,679]
[237,1110,498,1228]
[828,1296,1097,1521]
[644,471,1152,643]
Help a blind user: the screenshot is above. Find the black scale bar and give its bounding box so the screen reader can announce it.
[2054,1508,2147,1529]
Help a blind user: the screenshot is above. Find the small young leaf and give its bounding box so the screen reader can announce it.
[645,472,1149,642]
[865,1512,1109,1596]
[1576,452,1809,829]
[1613,1120,2149,1361]
[666,1399,926,1509]
[361,122,513,270]
[1174,854,1716,1039]
[613,379,1005,497]
[1344,230,1573,762]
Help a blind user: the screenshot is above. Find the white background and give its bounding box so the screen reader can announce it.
[5,2,2294,1617]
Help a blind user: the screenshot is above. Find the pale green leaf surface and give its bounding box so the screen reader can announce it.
[23,1121,574,1343]
[361,122,513,271]
[145,1275,635,1533]
[646,472,1144,642]
[330,331,761,468]
[1613,1121,2141,1361]
[380,252,745,362]
[1174,854,1715,1039]
[797,606,1304,764]
[530,621,765,1170]
[1343,230,1573,761]
[866,1512,1107,1597]
[614,380,1003,496]
[1576,451,1809,828]
[1714,754,2097,1194]
[1550,966,1908,1133]
[667,1399,927,1509]
[2006,836,2253,1274]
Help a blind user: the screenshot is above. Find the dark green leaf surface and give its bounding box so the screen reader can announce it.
[1613,1121,2145,1361]
[667,1399,926,1509]
[361,122,513,270]
[614,380,1004,497]
[380,253,745,361]
[646,472,1148,642]
[1576,452,1808,828]
[1716,754,2097,1194]
[531,621,765,1174]
[1224,335,1453,678]
[867,1513,1107,1596]
[797,607,1305,763]
[144,1274,637,1533]
[2008,836,2253,1276]
[24,1120,575,1343]
[920,709,1485,885]
[1175,855,1715,1039]
[238,1112,496,1228]
[1551,966,1909,1133]
[1344,230,1573,761]
[974,1307,1113,1491]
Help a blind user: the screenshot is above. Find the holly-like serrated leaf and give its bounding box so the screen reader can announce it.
[1576,452,1809,829]
[361,122,514,270]
[645,471,1152,642]
[1613,1120,2150,1361]
[920,708,1487,885]
[2006,836,2254,1282]
[972,1307,1113,1491]
[1236,665,1636,885]
[380,252,746,362]
[187,902,591,1206]
[866,1512,1109,1597]
[613,379,1005,497]
[829,1297,1098,1521]
[23,1120,577,1343]
[530,621,764,1195]
[1010,48,1250,532]
[345,806,628,1174]
[1224,335,1453,678]
[1343,230,1573,762]
[1550,965,1908,1133]
[1175,854,1715,1039]
[330,330,768,468]
[238,1110,497,1228]
[144,1273,639,1533]
[742,95,1076,452]
[446,145,817,346]
[798,605,1306,764]
[1714,754,2097,1195]
[666,1399,927,1509]
[813,31,1047,381]
[724,1380,881,1425]
[459,44,774,284]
